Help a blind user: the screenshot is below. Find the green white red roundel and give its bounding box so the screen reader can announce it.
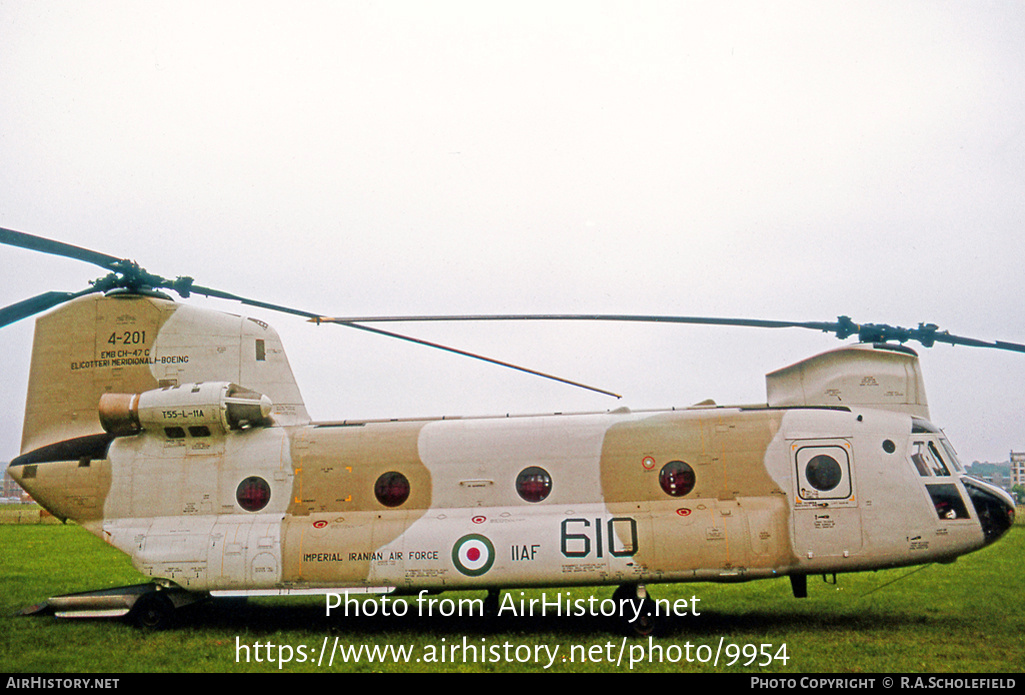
[452,534,495,576]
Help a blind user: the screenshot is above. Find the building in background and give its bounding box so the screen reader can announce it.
[2,465,29,501]
[1011,451,1024,488]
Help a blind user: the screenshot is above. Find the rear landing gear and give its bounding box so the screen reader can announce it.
[125,583,205,629]
[612,583,657,637]
[19,582,204,629]
[130,591,176,630]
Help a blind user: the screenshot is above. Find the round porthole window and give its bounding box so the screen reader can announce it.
[659,460,695,497]
[236,476,271,512]
[374,471,410,507]
[805,454,842,491]
[516,466,552,503]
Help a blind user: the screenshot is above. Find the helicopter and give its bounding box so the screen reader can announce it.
[1,227,1017,634]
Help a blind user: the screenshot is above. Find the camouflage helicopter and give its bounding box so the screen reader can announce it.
[1,228,1017,634]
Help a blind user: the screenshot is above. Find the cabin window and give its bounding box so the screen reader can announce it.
[805,454,842,492]
[374,471,410,507]
[236,476,271,512]
[659,460,695,497]
[516,466,552,503]
[794,443,852,501]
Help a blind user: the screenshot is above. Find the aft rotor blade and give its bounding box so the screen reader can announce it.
[0,227,122,270]
[0,289,97,328]
[187,285,621,398]
[188,284,322,320]
[330,321,622,398]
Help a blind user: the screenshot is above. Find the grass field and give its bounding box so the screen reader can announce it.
[1,507,1022,674]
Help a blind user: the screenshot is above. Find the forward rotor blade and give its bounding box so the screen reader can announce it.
[186,285,621,398]
[0,227,122,271]
[313,313,839,331]
[314,313,1025,355]
[0,289,98,328]
[315,313,844,342]
[926,331,1025,354]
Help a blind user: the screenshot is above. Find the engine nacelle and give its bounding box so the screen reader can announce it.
[98,382,273,436]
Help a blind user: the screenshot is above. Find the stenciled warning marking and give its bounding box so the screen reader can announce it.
[451,534,495,576]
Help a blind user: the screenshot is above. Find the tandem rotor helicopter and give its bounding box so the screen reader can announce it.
[1,227,1017,634]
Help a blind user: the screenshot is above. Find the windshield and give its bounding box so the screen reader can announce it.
[938,437,965,473]
[909,440,950,477]
[908,437,964,477]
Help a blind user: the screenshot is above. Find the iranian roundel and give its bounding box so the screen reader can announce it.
[451,534,495,577]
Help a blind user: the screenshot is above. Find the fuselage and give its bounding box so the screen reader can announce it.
[6,293,1015,599]
[10,400,1013,595]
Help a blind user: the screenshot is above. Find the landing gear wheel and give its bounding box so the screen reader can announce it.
[612,584,658,637]
[131,591,176,630]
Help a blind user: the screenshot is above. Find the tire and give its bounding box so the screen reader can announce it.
[612,584,658,637]
[131,591,176,630]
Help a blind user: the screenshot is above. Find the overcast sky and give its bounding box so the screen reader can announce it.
[2,1,1024,464]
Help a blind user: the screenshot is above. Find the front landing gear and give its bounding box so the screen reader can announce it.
[612,583,657,637]
[483,589,501,618]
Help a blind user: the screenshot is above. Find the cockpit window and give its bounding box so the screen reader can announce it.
[909,440,951,477]
[926,483,970,520]
[927,442,951,476]
[938,438,965,473]
[910,443,929,476]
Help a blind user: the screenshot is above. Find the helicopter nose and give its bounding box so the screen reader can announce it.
[962,477,1016,544]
